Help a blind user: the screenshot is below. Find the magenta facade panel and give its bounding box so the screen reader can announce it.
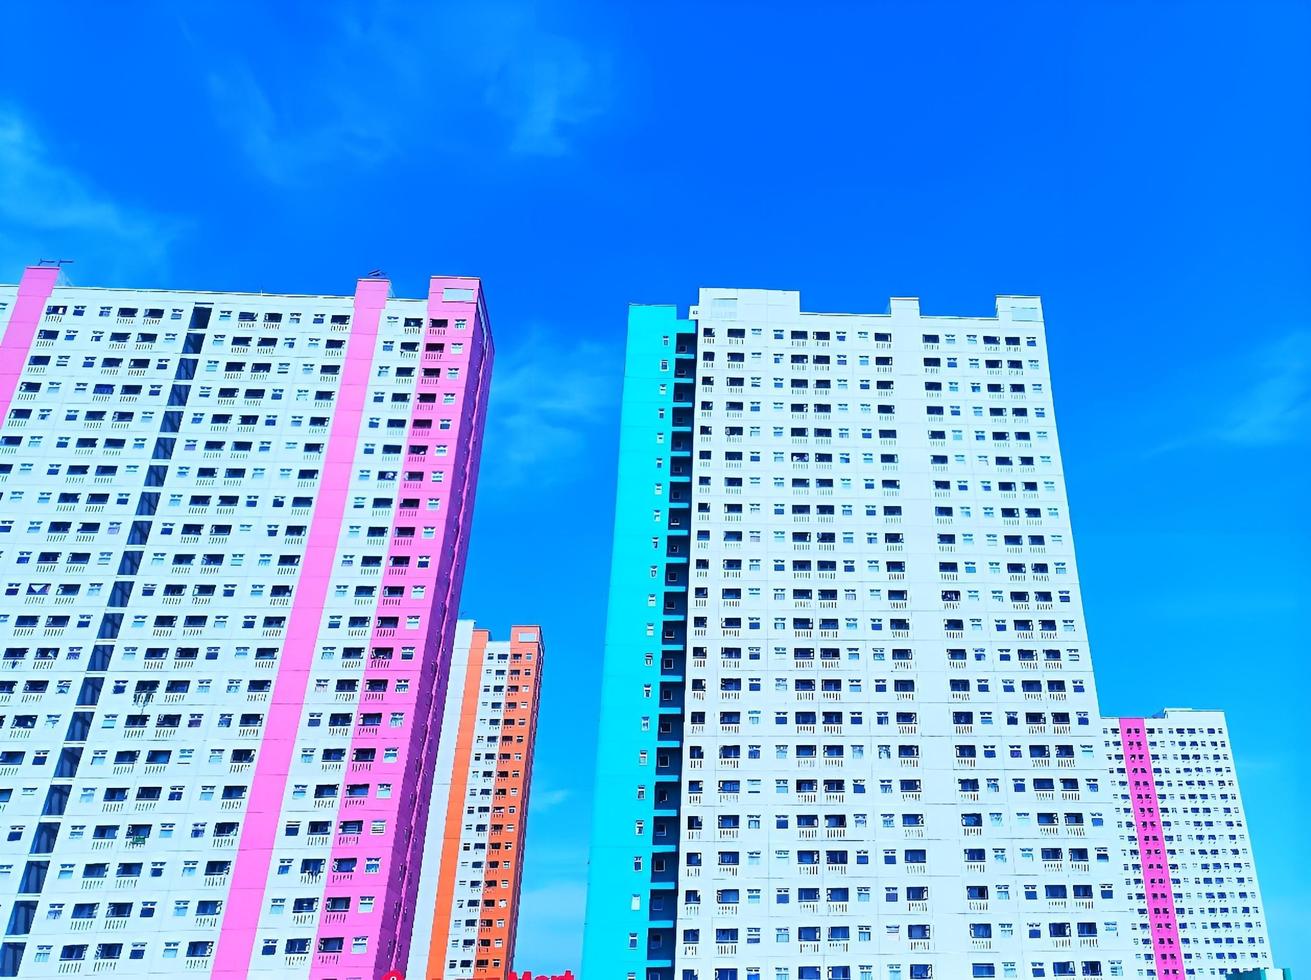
[1117,718,1184,979]
[0,269,492,979]
[0,267,58,424]
[305,279,494,979]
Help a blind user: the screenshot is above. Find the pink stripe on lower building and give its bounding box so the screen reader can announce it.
[213,277,391,977]
[1117,718,1183,980]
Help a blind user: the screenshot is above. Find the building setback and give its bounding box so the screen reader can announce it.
[583,288,1139,980]
[1104,709,1274,979]
[0,267,492,978]
[407,622,545,979]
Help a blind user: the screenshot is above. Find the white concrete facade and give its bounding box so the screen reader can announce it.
[670,289,1135,980]
[407,620,479,976]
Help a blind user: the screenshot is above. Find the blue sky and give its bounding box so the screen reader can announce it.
[2,1,1308,973]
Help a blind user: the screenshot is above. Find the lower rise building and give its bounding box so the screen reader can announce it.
[408,623,545,980]
[1104,710,1274,979]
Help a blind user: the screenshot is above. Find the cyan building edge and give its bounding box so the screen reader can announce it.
[582,304,686,976]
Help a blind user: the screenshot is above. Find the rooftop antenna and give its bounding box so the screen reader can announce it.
[365,269,394,298]
[36,259,75,286]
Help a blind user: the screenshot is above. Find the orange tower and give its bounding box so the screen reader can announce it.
[407,623,544,979]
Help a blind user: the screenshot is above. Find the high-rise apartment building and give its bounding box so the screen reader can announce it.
[584,288,1136,980]
[0,267,492,978]
[1104,709,1274,979]
[407,621,545,979]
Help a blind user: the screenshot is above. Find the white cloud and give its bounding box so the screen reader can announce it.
[481,331,621,486]
[483,32,611,157]
[529,786,571,813]
[1145,329,1311,454]
[0,106,179,278]
[1230,753,1284,774]
[205,64,395,186]
[1214,330,1310,446]
[200,1,612,183]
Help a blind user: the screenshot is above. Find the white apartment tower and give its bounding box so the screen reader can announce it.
[585,289,1136,980]
[0,267,493,979]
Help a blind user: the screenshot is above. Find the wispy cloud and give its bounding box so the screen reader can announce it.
[0,106,179,278]
[200,1,613,183]
[483,32,610,156]
[481,330,621,486]
[1213,330,1310,445]
[206,65,394,186]
[1146,329,1311,454]
[529,786,571,814]
[1230,753,1287,775]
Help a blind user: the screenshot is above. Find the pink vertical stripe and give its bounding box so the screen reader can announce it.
[310,277,493,978]
[0,266,59,427]
[1119,718,1183,979]
[212,277,390,978]
[385,294,491,973]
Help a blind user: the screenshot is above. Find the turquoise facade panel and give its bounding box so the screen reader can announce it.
[582,305,688,978]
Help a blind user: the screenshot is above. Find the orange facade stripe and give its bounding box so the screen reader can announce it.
[425,629,489,980]
[473,628,543,978]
